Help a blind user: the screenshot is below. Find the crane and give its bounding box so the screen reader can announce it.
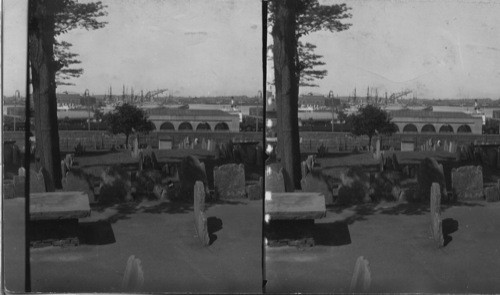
[389,89,412,104]
[144,89,168,102]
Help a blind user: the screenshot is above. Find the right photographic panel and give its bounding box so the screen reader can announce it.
[264,0,500,293]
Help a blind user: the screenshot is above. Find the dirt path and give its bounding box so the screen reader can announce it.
[265,201,500,294]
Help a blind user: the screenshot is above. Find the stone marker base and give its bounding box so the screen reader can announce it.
[265,220,315,247]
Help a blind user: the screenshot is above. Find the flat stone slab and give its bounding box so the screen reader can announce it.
[265,192,326,220]
[30,191,91,221]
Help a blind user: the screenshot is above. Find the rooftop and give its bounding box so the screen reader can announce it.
[389,110,475,119]
[146,107,237,117]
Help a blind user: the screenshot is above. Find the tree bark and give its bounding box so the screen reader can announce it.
[29,0,62,190]
[271,0,302,191]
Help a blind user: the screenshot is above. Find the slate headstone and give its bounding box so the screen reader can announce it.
[99,165,133,204]
[451,165,483,200]
[30,169,46,193]
[3,180,15,199]
[214,163,246,199]
[13,175,25,198]
[430,183,444,248]
[265,165,285,193]
[180,155,209,201]
[63,170,96,203]
[338,167,371,205]
[350,256,371,293]
[301,172,334,205]
[417,157,447,201]
[484,185,499,202]
[194,181,210,246]
[246,178,262,200]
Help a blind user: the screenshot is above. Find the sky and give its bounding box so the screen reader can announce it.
[268,0,500,99]
[3,0,262,97]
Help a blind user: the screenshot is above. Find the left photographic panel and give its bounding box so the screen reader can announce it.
[3,0,264,293]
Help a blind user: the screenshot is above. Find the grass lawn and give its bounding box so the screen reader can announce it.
[4,198,263,293]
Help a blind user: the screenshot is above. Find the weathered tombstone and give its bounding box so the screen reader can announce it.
[18,167,26,177]
[301,172,334,205]
[62,170,96,203]
[484,185,500,202]
[338,167,371,205]
[3,180,15,199]
[214,163,246,199]
[349,256,371,293]
[131,137,140,158]
[374,138,381,160]
[30,168,46,193]
[246,178,263,200]
[265,165,285,193]
[194,181,210,246]
[179,155,209,201]
[121,255,144,292]
[13,175,25,198]
[430,183,444,248]
[451,165,483,200]
[417,157,447,201]
[392,153,400,171]
[99,165,133,204]
[301,161,308,179]
[255,145,263,167]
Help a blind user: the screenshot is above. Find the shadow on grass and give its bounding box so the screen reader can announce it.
[266,220,351,247]
[327,201,483,226]
[78,221,116,245]
[207,216,223,245]
[443,218,459,247]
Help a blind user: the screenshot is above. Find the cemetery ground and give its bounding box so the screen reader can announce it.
[265,150,500,294]
[3,148,262,293]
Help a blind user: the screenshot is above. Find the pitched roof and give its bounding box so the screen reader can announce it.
[145,107,237,117]
[389,110,475,119]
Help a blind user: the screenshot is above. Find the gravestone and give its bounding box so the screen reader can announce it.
[246,178,262,200]
[194,181,210,246]
[451,165,483,200]
[180,155,209,201]
[300,173,334,205]
[121,255,144,292]
[213,163,246,199]
[255,145,263,167]
[62,170,96,203]
[265,165,285,193]
[374,138,381,160]
[417,157,447,201]
[13,175,25,198]
[30,169,46,193]
[338,167,371,205]
[18,167,26,177]
[131,138,140,159]
[349,256,371,293]
[99,165,133,204]
[484,185,499,202]
[430,183,444,248]
[3,180,15,199]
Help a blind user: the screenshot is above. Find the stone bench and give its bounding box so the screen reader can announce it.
[265,192,326,220]
[265,192,326,247]
[29,191,91,247]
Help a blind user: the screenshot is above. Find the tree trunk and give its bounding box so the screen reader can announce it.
[28,0,62,190]
[271,0,302,191]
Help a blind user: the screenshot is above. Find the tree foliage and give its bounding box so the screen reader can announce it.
[346,105,398,147]
[53,1,107,85]
[103,104,155,146]
[269,0,352,87]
